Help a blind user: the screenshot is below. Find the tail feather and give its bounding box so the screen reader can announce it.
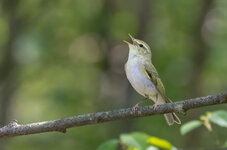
[164,113,181,125]
[157,95,181,125]
[162,97,181,125]
[172,112,181,124]
[164,113,174,125]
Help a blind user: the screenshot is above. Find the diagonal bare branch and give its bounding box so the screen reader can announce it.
[0,92,226,138]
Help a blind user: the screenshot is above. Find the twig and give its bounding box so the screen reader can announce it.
[0,92,226,138]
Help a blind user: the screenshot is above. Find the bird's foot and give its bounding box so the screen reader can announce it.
[132,103,140,112]
[132,96,149,112]
[153,104,158,110]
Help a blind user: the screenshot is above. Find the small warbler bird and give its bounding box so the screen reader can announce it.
[124,34,181,125]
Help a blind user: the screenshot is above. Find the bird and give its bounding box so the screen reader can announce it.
[124,34,181,125]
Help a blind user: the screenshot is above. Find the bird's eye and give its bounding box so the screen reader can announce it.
[139,44,143,48]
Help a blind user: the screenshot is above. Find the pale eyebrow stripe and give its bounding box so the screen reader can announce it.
[137,41,148,50]
[141,43,148,50]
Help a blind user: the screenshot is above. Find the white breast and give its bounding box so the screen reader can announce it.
[125,57,158,98]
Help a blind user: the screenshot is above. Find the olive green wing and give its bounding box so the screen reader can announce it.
[143,63,168,101]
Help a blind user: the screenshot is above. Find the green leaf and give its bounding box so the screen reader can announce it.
[210,110,227,127]
[97,139,118,150]
[180,120,203,135]
[223,141,227,148]
[147,136,172,150]
[120,132,150,150]
[146,146,159,150]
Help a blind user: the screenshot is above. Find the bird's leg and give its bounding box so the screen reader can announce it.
[153,104,158,110]
[132,103,140,112]
[132,101,143,112]
[132,94,149,112]
[152,94,158,110]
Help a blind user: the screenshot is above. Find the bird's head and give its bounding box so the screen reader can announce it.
[124,34,151,57]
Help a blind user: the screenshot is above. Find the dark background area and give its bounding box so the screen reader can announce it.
[0,0,226,149]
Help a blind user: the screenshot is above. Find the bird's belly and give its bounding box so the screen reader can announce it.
[126,62,157,97]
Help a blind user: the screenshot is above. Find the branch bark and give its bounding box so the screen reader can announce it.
[0,92,226,138]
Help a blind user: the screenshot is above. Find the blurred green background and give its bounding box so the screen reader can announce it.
[0,0,227,149]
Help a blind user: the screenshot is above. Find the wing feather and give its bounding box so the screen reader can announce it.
[142,62,167,100]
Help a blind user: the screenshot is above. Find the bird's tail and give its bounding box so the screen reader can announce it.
[164,113,181,125]
[156,95,181,125]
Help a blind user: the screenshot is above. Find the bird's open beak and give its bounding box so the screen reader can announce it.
[123,34,137,45]
[123,40,131,45]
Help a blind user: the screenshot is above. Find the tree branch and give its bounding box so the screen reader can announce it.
[0,92,226,138]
